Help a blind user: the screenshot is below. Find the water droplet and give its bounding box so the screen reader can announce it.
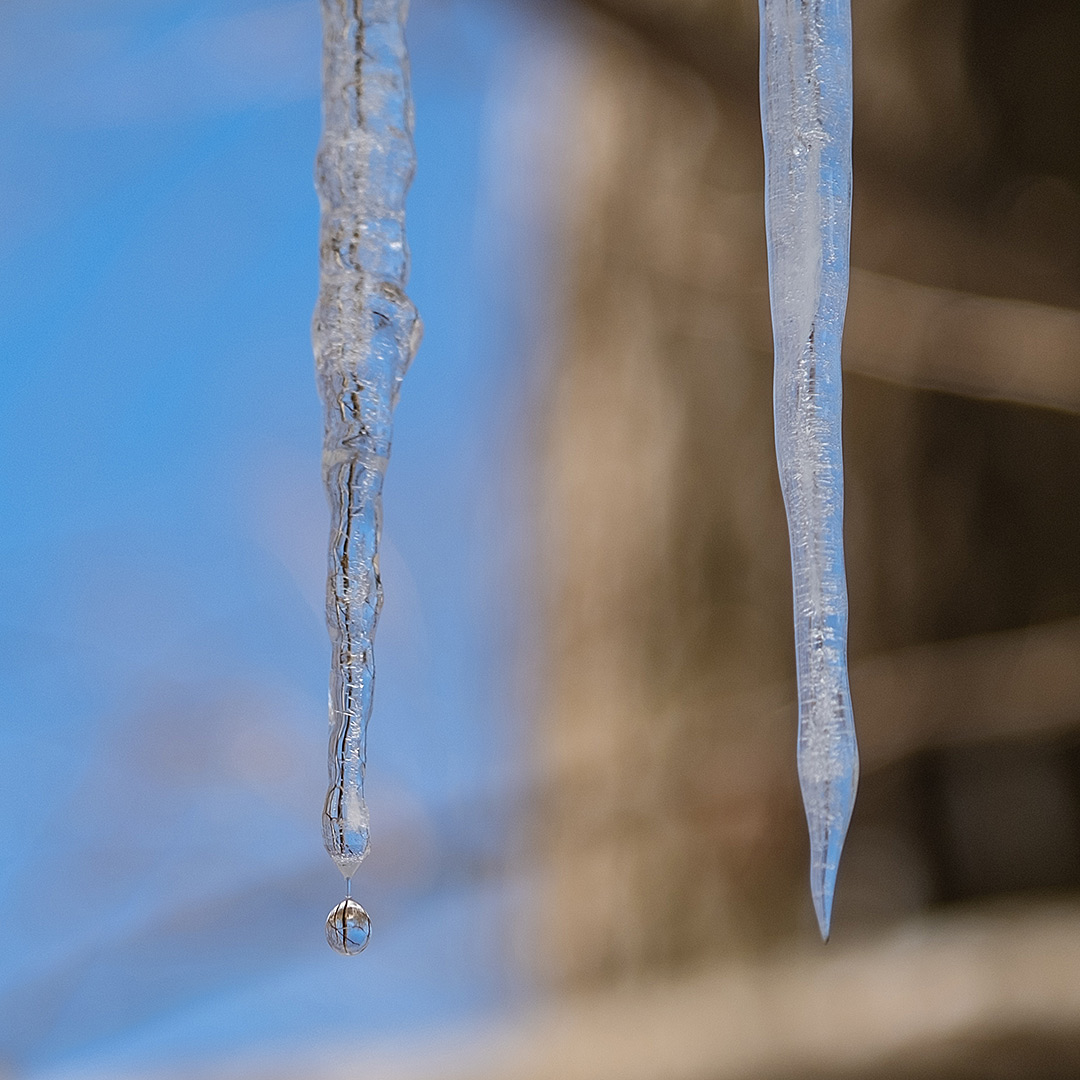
[326,897,371,955]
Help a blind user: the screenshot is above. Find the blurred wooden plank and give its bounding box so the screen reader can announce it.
[538,0,1080,993]
[572,3,1080,414]
[854,615,1080,768]
[699,616,1080,783]
[553,616,1080,803]
[847,270,1080,415]
[241,902,1080,1080]
[574,0,758,97]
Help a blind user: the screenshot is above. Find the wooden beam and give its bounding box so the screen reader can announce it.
[851,616,1080,767]
[846,270,1080,415]
[222,902,1080,1080]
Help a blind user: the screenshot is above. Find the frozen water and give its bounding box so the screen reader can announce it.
[313,0,421,895]
[758,0,859,940]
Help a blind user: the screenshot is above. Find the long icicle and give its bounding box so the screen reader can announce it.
[313,0,421,954]
[759,0,858,940]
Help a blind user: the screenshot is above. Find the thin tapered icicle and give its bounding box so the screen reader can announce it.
[759,0,858,940]
[313,0,420,896]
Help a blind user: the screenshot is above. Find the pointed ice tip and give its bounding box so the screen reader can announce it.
[808,843,846,942]
[814,889,833,942]
[800,744,858,944]
[808,818,847,943]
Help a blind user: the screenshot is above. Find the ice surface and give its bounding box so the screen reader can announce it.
[313,0,421,882]
[758,0,858,940]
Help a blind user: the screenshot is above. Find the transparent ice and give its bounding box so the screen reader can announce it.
[313,0,421,944]
[759,0,858,939]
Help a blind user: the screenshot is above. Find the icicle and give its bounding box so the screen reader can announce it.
[313,0,421,952]
[758,0,858,940]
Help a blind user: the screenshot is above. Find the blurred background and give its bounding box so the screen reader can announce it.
[4,1,1080,1078]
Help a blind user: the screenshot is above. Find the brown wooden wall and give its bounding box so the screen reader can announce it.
[533,0,1080,993]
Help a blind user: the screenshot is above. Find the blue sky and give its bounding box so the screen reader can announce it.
[0,1,559,1074]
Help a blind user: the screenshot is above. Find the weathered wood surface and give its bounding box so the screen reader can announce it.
[213,903,1080,1080]
[535,0,1080,988]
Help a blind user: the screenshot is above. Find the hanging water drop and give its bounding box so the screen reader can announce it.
[758,0,859,939]
[326,897,372,956]
[313,0,421,946]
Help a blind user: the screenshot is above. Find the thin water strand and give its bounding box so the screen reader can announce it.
[314,0,421,910]
[759,0,858,940]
